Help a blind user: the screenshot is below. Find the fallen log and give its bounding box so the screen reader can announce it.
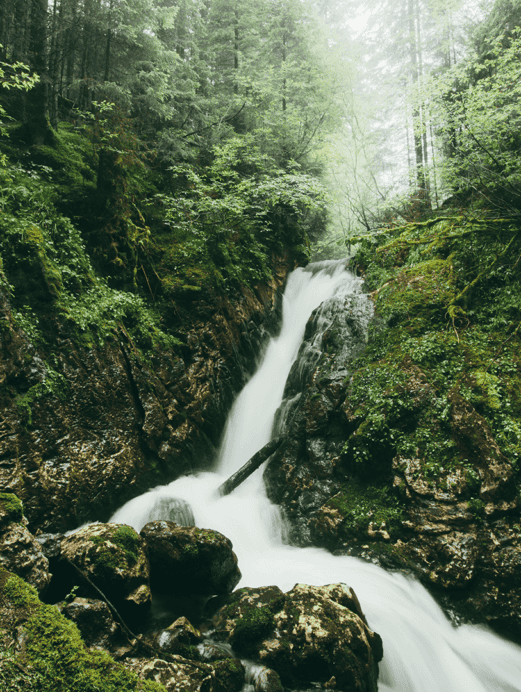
[217,436,285,497]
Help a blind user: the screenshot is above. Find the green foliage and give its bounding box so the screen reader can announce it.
[0,52,39,147]
[0,142,181,353]
[151,135,326,295]
[344,209,521,493]
[426,29,521,210]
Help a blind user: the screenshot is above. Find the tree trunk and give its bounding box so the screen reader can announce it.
[408,0,424,190]
[217,437,285,497]
[24,0,55,145]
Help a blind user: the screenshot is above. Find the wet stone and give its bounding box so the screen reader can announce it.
[60,597,119,648]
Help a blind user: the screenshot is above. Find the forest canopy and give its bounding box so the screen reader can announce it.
[0,0,520,350]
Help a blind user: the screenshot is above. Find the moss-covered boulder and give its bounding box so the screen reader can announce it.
[61,523,151,622]
[211,582,382,691]
[0,493,51,594]
[140,521,241,596]
[0,568,165,691]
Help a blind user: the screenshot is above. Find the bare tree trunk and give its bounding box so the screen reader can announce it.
[24,0,55,145]
[407,0,424,190]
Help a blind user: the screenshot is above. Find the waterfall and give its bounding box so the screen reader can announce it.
[111,260,521,692]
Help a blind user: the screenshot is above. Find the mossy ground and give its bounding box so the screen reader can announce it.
[0,569,164,692]
[344,212,521,508]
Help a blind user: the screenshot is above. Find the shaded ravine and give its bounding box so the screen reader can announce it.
[111,260,521,692]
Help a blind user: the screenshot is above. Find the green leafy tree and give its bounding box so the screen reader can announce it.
[426,28,521,211]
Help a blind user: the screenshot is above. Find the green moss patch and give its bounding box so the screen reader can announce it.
[345,213,521,496]
[0,573,164,692]
[325,482,404,540]
[89,525,141,573]
[0,493,24,528]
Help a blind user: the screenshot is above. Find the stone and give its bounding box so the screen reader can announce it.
[251,666,284,692]
[156,616,201,655]
[0,520,51,595]
[140,520,241,595]
[0,493,51,595]
[60,523,151,622]
[60,597,119,648]
[125,655,245,692]
[211,582,382,691]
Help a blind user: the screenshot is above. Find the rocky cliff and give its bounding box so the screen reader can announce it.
[0,259,288,533]
[263,225,521,645]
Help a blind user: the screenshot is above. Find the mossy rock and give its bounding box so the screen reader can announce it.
[6,223,64,304]
[0,492,24,529]
[375,258,455,330]
[61,523,151,623]
[0,569,164,692]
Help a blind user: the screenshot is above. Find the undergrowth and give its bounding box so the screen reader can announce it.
[344,209,521,494]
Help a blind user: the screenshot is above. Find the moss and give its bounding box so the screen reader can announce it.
[375,258,456,333]
[89,526,141,574]
[230,604,275,651]
[0,493,24,526]
[0,573,165,692]
[326,482,404,540]
[3,574,41,609]
[112,525,141,563]
[346,213,521,497]
[213,658,245,692]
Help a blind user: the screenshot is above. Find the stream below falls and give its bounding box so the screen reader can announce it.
[110,260,521,692]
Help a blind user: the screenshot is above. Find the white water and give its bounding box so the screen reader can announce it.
[111,261,521,691]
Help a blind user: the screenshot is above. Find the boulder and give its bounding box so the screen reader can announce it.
[0,493,51,594]
[140,520,241,595]
[249,666,284,692]
[126,655,244,692]
[211,582,382,691]
[60,596,119,648]
[61,523,151,622]
[156,615,201,656]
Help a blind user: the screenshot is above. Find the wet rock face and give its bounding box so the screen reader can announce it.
[140,520,241,596]
[0,267,287,533]
[60,597,119,648]
[210,582,382,691]
[0,494,51,595]
[125,655,245,692]
[264,291,373,544]
[61,523,151,622]
[155,615,201,656]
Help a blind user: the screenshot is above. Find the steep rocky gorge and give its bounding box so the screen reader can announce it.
[1,243,521,691]
[262,255,521,645]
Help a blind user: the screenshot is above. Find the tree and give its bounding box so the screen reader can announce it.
[427,28,521,211]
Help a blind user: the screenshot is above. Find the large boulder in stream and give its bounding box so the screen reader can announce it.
[209,582,383,691]
[60,523,151,622]
[140,520,241,595]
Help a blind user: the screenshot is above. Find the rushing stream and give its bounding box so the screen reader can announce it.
[111,260,521,691]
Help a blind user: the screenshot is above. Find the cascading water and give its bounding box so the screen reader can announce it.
[111,260,521,692]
